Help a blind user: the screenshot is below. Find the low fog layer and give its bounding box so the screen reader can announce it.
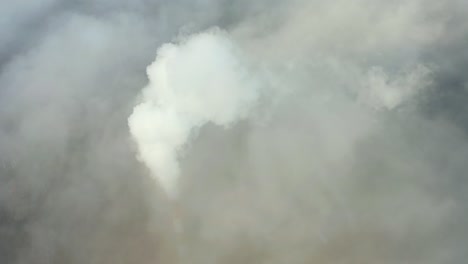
[1,1,468,263]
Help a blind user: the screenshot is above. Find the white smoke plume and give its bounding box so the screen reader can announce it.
[129,29,260,198]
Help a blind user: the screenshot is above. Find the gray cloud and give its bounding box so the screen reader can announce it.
[1,0,468,264]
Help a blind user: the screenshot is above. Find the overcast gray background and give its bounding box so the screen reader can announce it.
[1,1,468,263]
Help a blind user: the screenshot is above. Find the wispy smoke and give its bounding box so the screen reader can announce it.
[1,0,468,264]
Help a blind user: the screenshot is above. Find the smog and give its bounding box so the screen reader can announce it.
[1,1,468,263]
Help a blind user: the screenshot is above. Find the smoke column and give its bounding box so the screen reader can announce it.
[128,29,260,199]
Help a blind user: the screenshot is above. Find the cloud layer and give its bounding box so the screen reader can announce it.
[1,1,468,263]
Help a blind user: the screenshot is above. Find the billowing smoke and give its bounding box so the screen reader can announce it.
[1,1,468,264]
[129,29,260,198]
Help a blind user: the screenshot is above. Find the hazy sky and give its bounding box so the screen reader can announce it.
[1,1,468,263]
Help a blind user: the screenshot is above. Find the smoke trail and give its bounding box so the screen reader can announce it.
[128,29,260,199]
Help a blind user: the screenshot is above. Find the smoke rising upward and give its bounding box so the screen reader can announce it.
[129,30,260,198]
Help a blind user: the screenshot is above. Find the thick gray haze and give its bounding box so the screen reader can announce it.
[1,1,468,263]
